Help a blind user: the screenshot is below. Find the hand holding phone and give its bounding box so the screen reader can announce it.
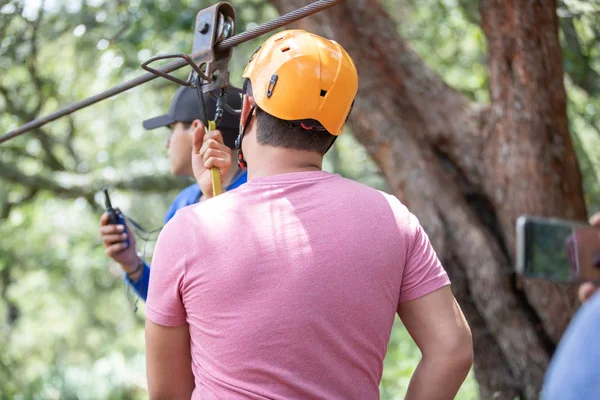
[516,215,600,284]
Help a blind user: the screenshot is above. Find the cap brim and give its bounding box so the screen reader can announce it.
[142,114,176,130]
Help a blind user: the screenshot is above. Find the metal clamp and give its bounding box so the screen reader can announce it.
[141,53,210,86]
[189,2,236,93]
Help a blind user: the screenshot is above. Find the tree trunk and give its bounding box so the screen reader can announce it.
[268,0,587,398]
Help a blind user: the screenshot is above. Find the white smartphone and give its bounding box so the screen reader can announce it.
[516,215,600,283]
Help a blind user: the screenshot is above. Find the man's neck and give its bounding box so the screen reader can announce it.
[223,164,242,186]
[247,147,323,180]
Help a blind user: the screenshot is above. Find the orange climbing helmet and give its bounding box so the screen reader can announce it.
[242,29,358,136]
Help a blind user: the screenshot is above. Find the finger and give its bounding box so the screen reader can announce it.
[202,148,230,165]
[193,124,206,154]
[590,212,600,227]
[105,242,130,256]
[102,233,128,247]
[578,282,599,303]
[100,224,126,235]
[124,222,134,238]
[203,129,224,145]
[203,157,230,171]
[199,138,230,157]
[100,212,110,226]
[200,137,230,152]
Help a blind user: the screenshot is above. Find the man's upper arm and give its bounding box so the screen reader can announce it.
[397,285,471,357]
[399,212,450,303]
[146,213,189,326]
[145,213,195,398]
[146,320,195,399]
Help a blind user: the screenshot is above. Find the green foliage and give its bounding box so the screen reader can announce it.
[1,0,600,398]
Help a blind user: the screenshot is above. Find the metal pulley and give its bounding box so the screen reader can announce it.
[215,12,235,44]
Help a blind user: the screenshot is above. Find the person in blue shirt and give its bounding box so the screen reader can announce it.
[99,86,246,301]
[542,213,600,399]
[543,290,600,399]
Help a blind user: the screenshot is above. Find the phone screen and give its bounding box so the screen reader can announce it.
[518,217,600,283]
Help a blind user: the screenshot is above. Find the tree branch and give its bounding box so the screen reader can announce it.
[0,159,188,201]
[0,267,20,328]
[109,3,131,44]
[0,86,66,171]
[1,145,40,162]
[64,116,81,166]
[32,129,67,171]
[25,0,46,116]
[0,85,33,121]
[1,188,39,220]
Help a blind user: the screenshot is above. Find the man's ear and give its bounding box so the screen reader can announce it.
[240,94,256,126]
[190,119,202,130]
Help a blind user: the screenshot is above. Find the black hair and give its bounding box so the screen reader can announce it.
[243,79,336,155]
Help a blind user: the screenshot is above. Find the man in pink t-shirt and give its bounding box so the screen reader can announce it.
[146,30,473,400]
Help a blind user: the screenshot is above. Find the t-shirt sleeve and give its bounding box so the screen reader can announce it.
[146,213,188,327]
[399,212,450,303]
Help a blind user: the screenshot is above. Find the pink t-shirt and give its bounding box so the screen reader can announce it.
[147,171,449,399]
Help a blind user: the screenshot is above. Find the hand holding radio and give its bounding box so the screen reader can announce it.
[99,189,138,273]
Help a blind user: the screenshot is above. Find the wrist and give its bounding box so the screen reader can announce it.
[122,257,141,274]
[125,258,144,283]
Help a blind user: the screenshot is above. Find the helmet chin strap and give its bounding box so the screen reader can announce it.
[235,105,256,170]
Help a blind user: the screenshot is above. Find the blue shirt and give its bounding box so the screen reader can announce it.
[542,290,600,399]
[125,171,247,301]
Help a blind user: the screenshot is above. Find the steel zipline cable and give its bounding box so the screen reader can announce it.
[0,0,345,145]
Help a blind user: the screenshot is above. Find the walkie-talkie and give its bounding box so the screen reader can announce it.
[103,188,130,249]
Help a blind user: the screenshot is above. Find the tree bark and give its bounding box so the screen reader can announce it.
[268,0,586,398]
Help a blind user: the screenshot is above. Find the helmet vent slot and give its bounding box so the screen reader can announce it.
[320,90,328,97]
[281,47,291,52]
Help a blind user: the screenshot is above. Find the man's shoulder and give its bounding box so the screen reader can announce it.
[335,176,409,214]
[178,186,240,217]
[328,174,383,195]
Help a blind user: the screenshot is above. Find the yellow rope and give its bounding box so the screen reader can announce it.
[208,120,223,196]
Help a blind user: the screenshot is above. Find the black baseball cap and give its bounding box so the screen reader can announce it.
[143,86,242,148]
